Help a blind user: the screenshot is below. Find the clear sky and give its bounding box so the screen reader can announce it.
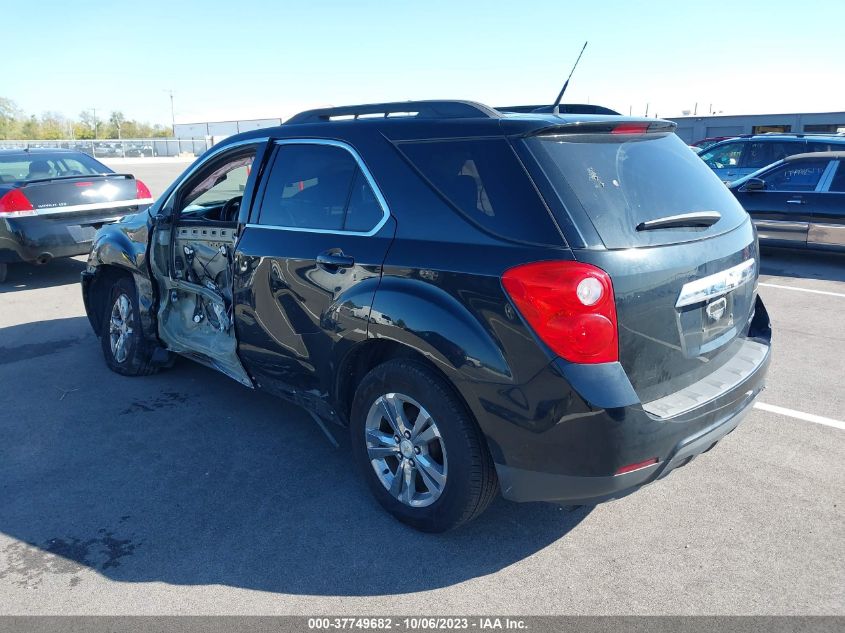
[6,0,844,125]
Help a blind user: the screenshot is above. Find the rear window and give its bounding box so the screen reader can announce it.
[397,138,562,244]
[526,132,750,249]
[0,152,109,183]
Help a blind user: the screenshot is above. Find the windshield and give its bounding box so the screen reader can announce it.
[526,132,749,248]
[0,152,110,183]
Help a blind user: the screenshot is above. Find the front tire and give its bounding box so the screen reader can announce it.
[100,275,158,376]
[0,263,8,283]
[350,359,497,532]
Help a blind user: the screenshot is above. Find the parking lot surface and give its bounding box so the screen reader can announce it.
[0,161,842,615]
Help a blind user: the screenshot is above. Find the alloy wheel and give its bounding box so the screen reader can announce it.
[364,392,448,507]
[109,293,134,364]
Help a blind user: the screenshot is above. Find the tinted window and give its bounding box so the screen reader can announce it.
[699,142,744,169]
[259,144,358,230]
[763,159,830,191]
[807,141,844,152]
[344,169,383,231]
[829,162,845,192]
[0,151,109,183]
[398,139,558,243]
[743,141,802,169]
[527,132,749,249]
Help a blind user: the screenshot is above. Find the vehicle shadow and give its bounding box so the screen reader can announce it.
[0,317,590,596]
[0,257,86,293]
[759,247,845,283]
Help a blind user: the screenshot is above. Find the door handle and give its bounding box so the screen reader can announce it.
[787,198,805,205]
[317,250,354,271]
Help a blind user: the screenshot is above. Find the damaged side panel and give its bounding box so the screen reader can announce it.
[151,222,253,387]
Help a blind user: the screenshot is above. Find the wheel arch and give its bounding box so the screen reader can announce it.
[83,263,158,347]
[333,337,506,465]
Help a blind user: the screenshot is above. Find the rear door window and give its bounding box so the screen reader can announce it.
[258,144,357,231]
[743,141,802,169]
[526,132,750,248]
[257,143,385,233]
[761,159,830,191]
[396,138,561,244]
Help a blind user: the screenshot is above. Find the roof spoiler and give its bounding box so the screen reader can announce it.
[526,119,677,137]
[497,104,621,115]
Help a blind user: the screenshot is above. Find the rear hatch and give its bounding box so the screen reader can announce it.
[523,122,760,403]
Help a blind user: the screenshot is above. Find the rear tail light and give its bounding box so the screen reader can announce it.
[0,189,36,217]
[135,179,152,200]
[502,261,618,364]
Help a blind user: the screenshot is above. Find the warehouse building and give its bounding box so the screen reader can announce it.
[668,111,845,143]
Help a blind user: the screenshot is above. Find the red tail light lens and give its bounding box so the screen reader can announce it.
[611,122,650,135]
[502,261,618,364]
[135,179,152,200]
[0,189,36,217]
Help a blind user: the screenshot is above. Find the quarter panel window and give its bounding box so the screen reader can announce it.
[397,138,559,243]
[344,169,383,231]
[828,162,845,192]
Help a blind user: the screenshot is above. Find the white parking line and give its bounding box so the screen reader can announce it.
[758,282,845,298]
[754,402,845,430]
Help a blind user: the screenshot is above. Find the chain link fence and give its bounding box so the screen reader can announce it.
[0,138,212,158]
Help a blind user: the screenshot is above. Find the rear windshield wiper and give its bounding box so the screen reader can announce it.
[636,211,721,231]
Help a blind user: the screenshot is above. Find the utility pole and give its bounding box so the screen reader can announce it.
[92,107,98,138]
[166,89,175,137]
[644,103,649,117]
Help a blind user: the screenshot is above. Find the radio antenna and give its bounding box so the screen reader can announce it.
[552,41,588,115]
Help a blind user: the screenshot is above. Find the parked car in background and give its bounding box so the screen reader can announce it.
[729,151,845,251]
[691,136,734,151]
[81,100,771,532]
[0,149,153,282]
[93,142,122,158]
[125,143,154,157]
[698,134,845,183]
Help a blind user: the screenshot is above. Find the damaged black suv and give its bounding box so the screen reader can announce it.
[82,101,772,532]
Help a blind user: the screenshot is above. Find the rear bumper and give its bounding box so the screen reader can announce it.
[496,387,756,504]
[0,208,143,264]
[483,297,772,505]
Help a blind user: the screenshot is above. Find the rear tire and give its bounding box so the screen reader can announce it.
[0,263,8,283]
[100,275,158,376]
[350,359,497,532]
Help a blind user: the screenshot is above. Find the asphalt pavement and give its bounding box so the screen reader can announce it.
[0,161,842,614]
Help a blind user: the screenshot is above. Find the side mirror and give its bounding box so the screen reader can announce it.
[743,178,766,192]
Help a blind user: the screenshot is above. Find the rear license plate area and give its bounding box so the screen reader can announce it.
[676,290,743,356]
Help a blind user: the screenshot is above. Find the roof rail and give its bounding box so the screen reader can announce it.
[286,100,500,124]
[496,103,620,115]
[757,131,845,137]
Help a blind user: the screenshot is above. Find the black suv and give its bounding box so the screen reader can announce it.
[82,101,772,532]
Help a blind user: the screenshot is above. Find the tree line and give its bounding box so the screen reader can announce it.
[0,97,172,140]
